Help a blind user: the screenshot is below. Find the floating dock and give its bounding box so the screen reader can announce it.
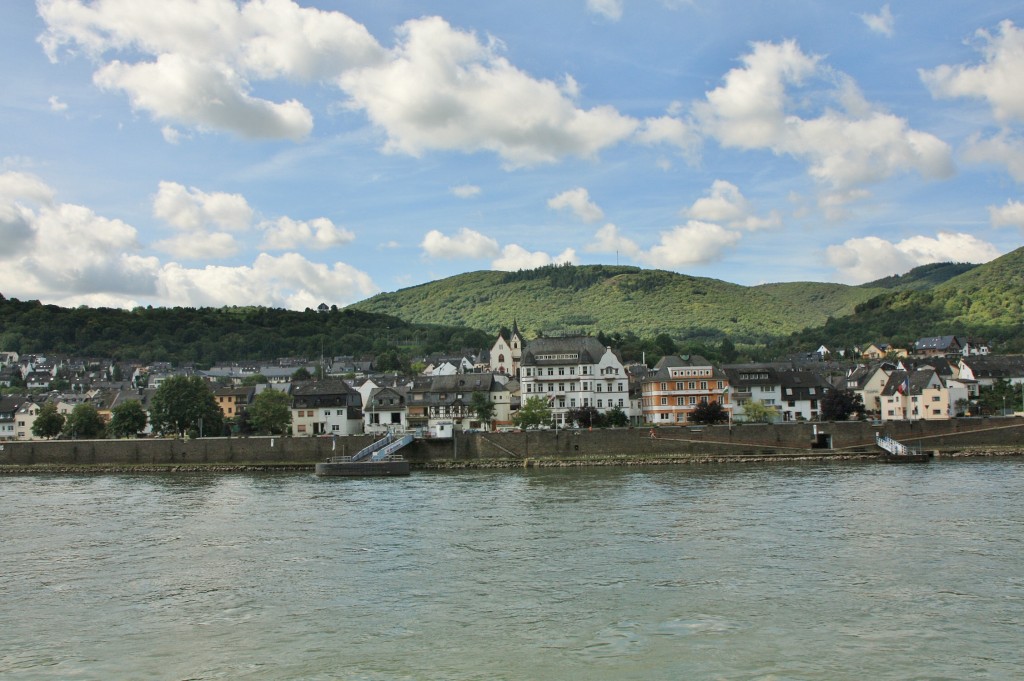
[315,433,413,476]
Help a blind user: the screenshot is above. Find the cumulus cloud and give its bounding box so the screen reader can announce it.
[548,187,604,223]
[921,20,1024,123]
[962,131,1024,182]
[826,232,1001,282]
[635,114,701,159]
[260,216,356,250]
[157,252,377,310]
[686,180,781,230]
[153,181,253,232]
[586,0,623,21]
[638,221,742,268]
[38,0,385,140]
[152,231,239,260]
[586,223,641,258]
[585,219,742,268]
[451,184,481,198]
[695,40,953,204]
[421,228,500,259]
[861,5,894,37]
[339,16,638,167]
[0,171,377,309]
[48,95,68,112]
[492,244,576,271]
[989,200,1024,229]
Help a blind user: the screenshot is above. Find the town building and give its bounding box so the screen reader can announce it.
[519,336,628,427]
[489,322,525,377]
[642,355,731,425]
[290,380,363,437]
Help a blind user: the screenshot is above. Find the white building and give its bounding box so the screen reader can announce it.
[290,380,363,437]
[519,336,628,427]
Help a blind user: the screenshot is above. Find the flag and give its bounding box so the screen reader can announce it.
[896,376,909,395]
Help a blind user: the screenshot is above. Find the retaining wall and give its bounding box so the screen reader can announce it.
[1,417,1022,467]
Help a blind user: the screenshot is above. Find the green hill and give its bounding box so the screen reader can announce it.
[350,265,891,342]
[860,262,977,290]
[780,247,1024,352]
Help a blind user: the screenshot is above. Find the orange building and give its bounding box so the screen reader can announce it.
[641,354,731,425]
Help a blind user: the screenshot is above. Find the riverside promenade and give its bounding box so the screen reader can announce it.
[2,417,1023,474]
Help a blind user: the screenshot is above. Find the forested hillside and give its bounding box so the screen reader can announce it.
[350,265,894,342]
[776,247,1024,354]
[0,297,491,365]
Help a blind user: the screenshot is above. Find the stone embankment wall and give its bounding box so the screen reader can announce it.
[1,417,1022,469]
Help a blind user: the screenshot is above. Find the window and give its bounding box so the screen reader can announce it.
[688,382,695,390]
[597,399,603,408]
[558,383,564,392]
[498,353,505,362]
[689,396,697,405]
[676,397,685,406]
[547,368,554,376]
[717,381,723,389]
[570,398,577,407]
[700,381,707,390]
[618,399,624,407]
[597,384,602,392]
[558,367,565,376]
[660,382,667,390]
[660,397,668,405]
[618,383,624,392]
[676,382,684,391]
[931,395,941,402]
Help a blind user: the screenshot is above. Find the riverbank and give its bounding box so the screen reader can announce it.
[2,446,1021,475]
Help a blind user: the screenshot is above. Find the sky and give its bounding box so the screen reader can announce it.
[1,1,1023,311]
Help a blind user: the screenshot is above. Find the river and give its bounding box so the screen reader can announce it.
[2,459,1023,680]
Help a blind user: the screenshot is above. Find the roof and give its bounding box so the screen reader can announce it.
[648,355,726,381]
[915,335,961,352]
[291,380,361,408]
[520,336,612,366]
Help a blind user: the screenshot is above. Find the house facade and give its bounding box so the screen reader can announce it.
[519,336,628,427]
[290,380,363,437]
[489,322,524,377]
[362,386,409,434]
[642,355,731,425]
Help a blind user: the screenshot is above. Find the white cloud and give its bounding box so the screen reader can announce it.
[860,5,894,37]
[491,244,576,271]
[921,20,1024,123]
[421,227,500,259]
[695,40,953,201]
[38,0,385,140]
[586,0,623,21]
[989,200,1024,229]
[260,216,356,250]
[586,223,641,258]
[48,95,68,112]
[0,172,377,309]
[635,115,701,159]
[161,126,185,144]
[826,232,1001,282]
[638,221,742,268]
[548,187,604,223]
[157,252,377,310]
[153,181,253,232]
[153,231,239,260]
[686,180,780,230]
[339,16,638,167]
[451,184,481,198]
[962,131,1024,182]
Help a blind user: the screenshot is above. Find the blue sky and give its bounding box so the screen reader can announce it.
[1,1,1022,310]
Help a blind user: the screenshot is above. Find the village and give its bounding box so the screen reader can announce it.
[1,326,1023,443]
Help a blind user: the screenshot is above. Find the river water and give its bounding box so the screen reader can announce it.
[2,459,1023,680]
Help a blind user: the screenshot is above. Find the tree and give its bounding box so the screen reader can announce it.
[240,373,268,386]
[63,403,106,439]
[604,406,630,427]
[741,400,778,424]
[819,389,865,421]
[470,392,495,430]
[150,375,223,437]
[689,400,728,425]
[247,389,292,435]
[108,399,148,438]
[567,405,604,428]
[291,367,312,382]
[513,396,552,429]
[31,402,65,439]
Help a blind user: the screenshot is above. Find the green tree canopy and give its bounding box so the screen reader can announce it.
[513,396,552,429]
[240,373,268,386]
[63,403,106,439]
[470,392,495,430]
[567,405,604,428]
[741,400,778,424]
[291,367,312,381]
[247,389,292,435]
[604,405,629,427]
[819,389,865,421]
[108,399,148,438]
[689,400,729,425]
[150,375,222,437]
[31,402,64,439]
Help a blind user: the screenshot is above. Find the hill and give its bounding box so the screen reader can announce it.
[0,297,491,366]
[860,262,977,290]
[350,265,892,342]
[779,247,1024,353]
